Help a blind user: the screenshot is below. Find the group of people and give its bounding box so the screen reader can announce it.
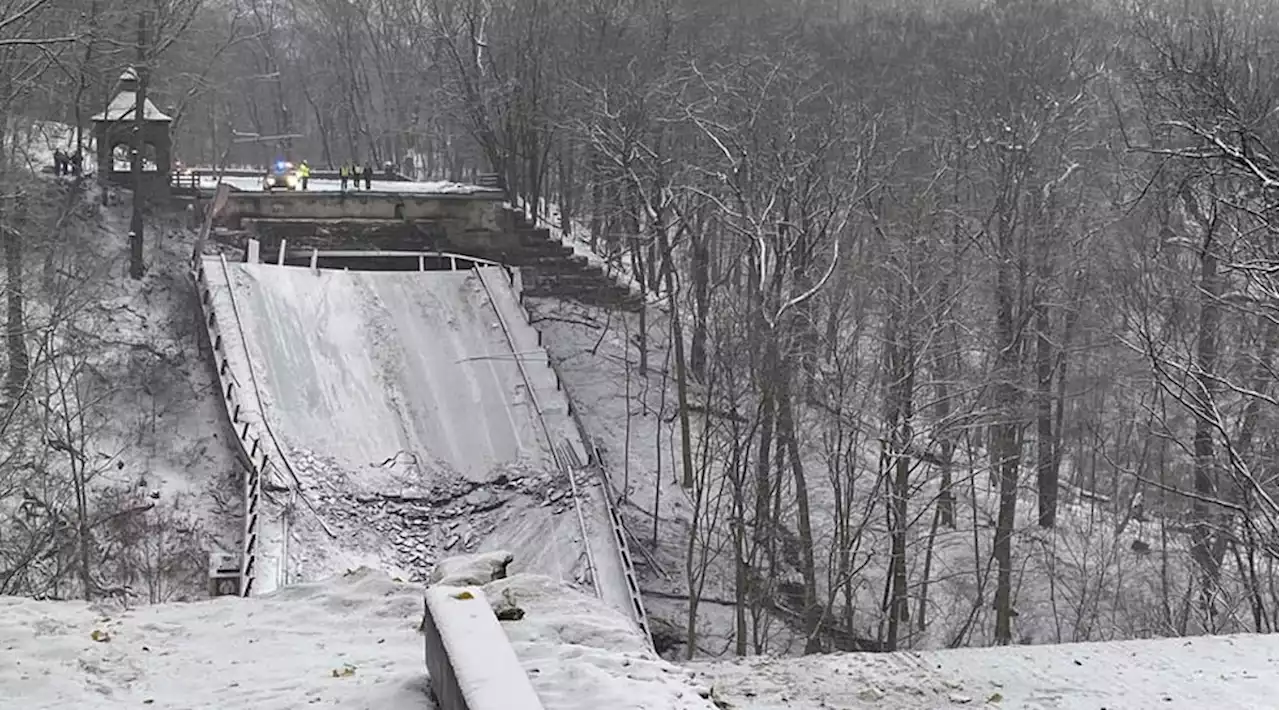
[52,149,84,176]
[339,162,375,191]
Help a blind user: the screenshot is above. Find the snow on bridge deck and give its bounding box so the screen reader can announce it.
[201,174,494,195]
[202,259,634,624]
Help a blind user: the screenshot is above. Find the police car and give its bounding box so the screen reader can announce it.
[263,160,299,191]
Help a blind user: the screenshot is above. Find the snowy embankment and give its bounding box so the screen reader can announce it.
[426,551,714,710]
[694,632,1280,709]
[0,571,429,709]
[0,556,716,710]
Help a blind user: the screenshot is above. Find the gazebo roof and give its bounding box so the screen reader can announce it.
[91,91,172,122]
[91,67,172,122]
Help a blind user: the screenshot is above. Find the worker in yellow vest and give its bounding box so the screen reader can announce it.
[298,161,311,190]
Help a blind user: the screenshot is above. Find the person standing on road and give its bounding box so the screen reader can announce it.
[339,163,349,191]
[363,163,373,190]
[298,160,311,190]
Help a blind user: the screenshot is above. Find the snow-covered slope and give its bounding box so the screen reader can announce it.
[694,632,1280,709]
[226,264,551,481]
[0,571,430,709]
[0,568,715,710]
[201,262,634,612]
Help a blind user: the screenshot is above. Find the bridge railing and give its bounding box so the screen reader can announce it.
[499,280,653,645]
[480,266,653,648]
[190,255,277,596]
[175,166,417,183]
[171,172,202,191]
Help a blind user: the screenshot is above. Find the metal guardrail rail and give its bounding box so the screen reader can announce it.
[192,251,341,596]
[283,249,509,271]
[475,267,652,645]
[522,310,654,646]
[211,254,341,582]
[473,266,600,598]
[190,256,273,595]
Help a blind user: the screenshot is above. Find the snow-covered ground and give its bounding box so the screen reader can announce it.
[0,564,717,710]
[226,264,551,480]
[694,632,1280,709]
[7,118,96,173]
[0,175,240,602]
[0,570,430,710]
[3,562,1269,710]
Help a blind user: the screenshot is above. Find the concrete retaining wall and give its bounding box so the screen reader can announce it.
[422,586,544,710]
[220,191,506,230]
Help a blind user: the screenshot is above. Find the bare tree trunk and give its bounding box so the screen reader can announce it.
[661,232,695,490]
[1189,199,1224,616]
[992,208,1022,645]
[689,216,709,381]
[934,321,959,528]
[1035,292,1056,528]
[778,386,821,653]
[4,194,27,402]
[129,11,149,280]
[884,299,915,650]
[74,0,101,158]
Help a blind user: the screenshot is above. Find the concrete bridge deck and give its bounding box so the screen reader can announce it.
[201,259,645,636]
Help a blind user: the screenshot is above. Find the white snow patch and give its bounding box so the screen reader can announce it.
[0,570,433,709]
[692,632,1280,709]
[486,573,717,710]
[431,550,515,586]
[0,562,717,710]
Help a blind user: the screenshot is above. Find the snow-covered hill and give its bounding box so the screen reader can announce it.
[2,564,1272,710]
[694,632,1279,709]
[0,566,716,710]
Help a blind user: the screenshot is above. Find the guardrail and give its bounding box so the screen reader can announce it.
[422,586,544,710]
[282,249,510,273]
[473,267,600,598]
[190,255,273,596]
[171,173,201,192]
[175,167,416,182]
[476,267,652,647]
[505,287,653,645]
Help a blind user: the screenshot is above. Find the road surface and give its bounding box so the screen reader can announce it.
[203,260,636,627]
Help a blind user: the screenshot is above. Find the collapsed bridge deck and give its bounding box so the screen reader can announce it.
[200,258,643,634]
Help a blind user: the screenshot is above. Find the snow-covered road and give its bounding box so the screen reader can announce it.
[204,261,638,633]
[228,263,546,481]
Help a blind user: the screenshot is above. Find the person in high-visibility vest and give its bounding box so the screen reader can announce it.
[298,161,311,190]
[339,163,349,191]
